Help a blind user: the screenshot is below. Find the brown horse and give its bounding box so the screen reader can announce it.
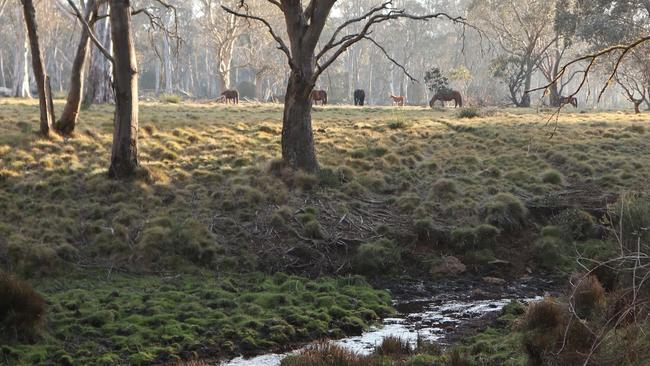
[221,89,239,104]
[429,89,463,108]
[390,94,405,107]
[311,90,328,105]
[559,96,578,108]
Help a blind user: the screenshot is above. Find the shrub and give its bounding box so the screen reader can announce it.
[353,239,401,275]
[540,169,564,185]
[481,193,528,231]
[457,107,480,119]
[571,275,605,319]
[0,272,46,341]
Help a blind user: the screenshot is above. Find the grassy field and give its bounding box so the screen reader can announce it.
[1,100,647,277]
[1,99,649,364]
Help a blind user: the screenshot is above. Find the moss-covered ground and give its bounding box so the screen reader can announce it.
[1,273,391,365]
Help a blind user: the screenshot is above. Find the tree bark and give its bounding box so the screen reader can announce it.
[282,70,318,171]
[55,0,97,136]
[13,13,31,99]
[83,2,112,108]
[108,0,139,179]
[21,0,54,136]
[0,50,5,88]
[162,35,173,94]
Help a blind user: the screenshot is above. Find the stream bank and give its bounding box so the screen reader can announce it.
[221,276,557,365]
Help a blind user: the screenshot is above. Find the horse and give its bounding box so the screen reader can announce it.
[311,90,328,105]
[429,89,463,108]
[220,89,239,104]
[559,96,578,108]
[354,89,366,106]
[390,94,405,107]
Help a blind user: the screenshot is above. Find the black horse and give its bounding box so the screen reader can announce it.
[354,89,366,106]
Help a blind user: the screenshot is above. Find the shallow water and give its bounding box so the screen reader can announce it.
[221,294,543,365]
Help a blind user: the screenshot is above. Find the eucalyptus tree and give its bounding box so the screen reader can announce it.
[56,0,98,136]
[20,0,55,136]
[67,0,176,178]
[471,0,557,107]
[223,0,465,172]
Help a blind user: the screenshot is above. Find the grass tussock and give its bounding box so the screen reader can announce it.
[0,272,46,342]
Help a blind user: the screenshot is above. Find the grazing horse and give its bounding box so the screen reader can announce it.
[559,96,578,108]
[311,90,328,105]
[429,89,463,108]
[390,94,405,107]
[221,89,239,104]
[354,89,366,106]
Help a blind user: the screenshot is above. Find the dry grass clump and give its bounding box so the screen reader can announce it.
[375,336,412,356]
[281,343,373,366]
[0,272,46,341]
[570,275,606,319]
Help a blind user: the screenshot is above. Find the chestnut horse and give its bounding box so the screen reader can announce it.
[354,89,365,106]
[390,94,405,107]
[221,89,239,104]
[559,96,578,108]
[311,90,328,105]
[429,89,463,108]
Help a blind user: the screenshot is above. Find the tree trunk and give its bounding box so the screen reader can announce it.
[83,2,112,108]
[108,0,139,179]
[21,0,54,136]
[282,69,318,172]
[0,50,5,88]
[520,61,533,108]
[548,81,560,107]
[162,35,173,94]
[216,70,228,94]
[13,16,31,98]
[56,0,96,136]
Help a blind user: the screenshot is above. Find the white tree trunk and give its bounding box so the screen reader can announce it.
[162,35,173,93]
[13,15,31,98]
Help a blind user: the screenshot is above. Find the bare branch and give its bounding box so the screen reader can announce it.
[363,36,418,83]
[221,5,293,67]
[65,0,115,65]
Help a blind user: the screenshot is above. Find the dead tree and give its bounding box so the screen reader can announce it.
[56,0,98,136]
[20,0,55,136]
[223,0,464,172]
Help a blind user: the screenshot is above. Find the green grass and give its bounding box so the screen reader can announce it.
[0,273,392,365]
